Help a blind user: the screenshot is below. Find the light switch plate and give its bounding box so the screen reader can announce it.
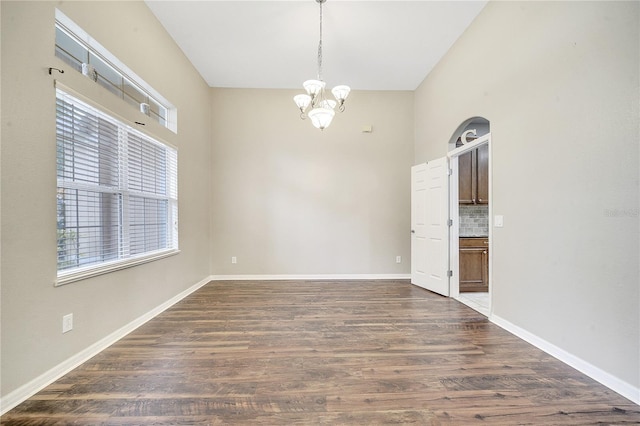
[494,215,504,227]
[62,313,73,333]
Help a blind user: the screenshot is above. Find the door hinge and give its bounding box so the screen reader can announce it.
[447,270,453,277]
[447,168,453,176]
[448,219,453,227]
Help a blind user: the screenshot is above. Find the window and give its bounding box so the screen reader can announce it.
[54,11,176,132]
[56,89,178,284]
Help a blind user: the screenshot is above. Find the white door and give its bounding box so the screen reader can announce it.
[411,158,450,296]
[411,164,428,288]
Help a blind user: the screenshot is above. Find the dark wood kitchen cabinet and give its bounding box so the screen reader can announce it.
[458,141,488,205]
[459,237,489,293]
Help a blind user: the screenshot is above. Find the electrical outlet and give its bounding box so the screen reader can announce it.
[62,313,73,333]
[396,256,402,264]
[231,256,237,264]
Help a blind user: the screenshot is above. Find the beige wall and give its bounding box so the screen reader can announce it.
[210,89,414,276]
[1,1,211,397]
[415,1,639,389]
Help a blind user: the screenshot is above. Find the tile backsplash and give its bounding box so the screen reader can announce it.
[459,205,489,237]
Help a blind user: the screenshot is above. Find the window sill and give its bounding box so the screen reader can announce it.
[55,249,180,287]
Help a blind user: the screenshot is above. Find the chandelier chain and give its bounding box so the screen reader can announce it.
[317,0,323,81]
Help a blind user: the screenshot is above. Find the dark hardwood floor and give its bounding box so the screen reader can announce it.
[3,280,639,425]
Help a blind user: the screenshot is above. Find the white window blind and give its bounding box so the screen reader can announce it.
[56,89,178,283]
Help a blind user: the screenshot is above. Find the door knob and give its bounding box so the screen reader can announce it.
[411,230,416,234]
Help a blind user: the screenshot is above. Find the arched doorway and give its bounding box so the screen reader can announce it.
[448,117,491,316]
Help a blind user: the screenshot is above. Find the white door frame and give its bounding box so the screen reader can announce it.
[447,133,492,315]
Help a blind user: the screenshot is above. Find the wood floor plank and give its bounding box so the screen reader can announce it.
[3,279,639,425]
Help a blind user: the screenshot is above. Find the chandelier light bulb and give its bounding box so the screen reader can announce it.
[303,80,325,98]
[294,94,312,113]
[331,85,350,102]
[308,107,335,130]
[320,99,337,110]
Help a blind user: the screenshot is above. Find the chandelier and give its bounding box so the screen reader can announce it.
[294,0,350,130]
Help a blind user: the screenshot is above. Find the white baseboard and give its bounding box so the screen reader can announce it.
[490,313,640,405]
[0,275,213,416]
[209,274,411,281]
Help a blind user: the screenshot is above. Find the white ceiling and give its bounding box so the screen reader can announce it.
[145,1,487,91]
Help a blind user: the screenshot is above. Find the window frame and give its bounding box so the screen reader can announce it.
[55,9,177,133]
[55,88,179,287]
